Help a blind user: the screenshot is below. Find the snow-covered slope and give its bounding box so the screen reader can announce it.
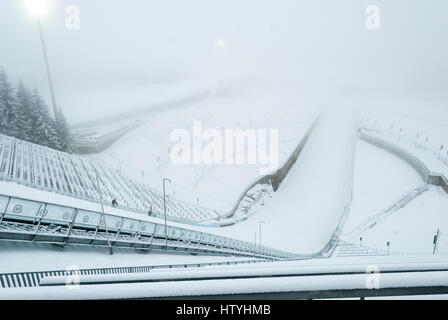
[98,85,319,212]
[358,186,448,254]
[194,107,358,254]
[343,139,423,234]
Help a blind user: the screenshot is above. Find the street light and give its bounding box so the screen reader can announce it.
[26,0,58,117]
[216,38,225,48]
[163,178,171,249]
[26,0,50,17]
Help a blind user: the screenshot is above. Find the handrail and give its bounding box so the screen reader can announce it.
[0,259,266,289]
[360,129,448,194]
[345,184,430,238]
[0,192,299,260]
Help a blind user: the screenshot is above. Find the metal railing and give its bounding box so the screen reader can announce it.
[360,129,448,194]
[0,259,267,289]
[0,193,298,262]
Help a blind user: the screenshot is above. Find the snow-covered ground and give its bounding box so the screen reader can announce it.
[361,95,448,163]
[345,131,448,254]
[185,107,358,255]
[3,122,448,296]
[3,98,448,258]
[342,139,423,236]
[4,253,448,299]
[98,85,319,212]
[193,107,448,256]
[358,186,448,254]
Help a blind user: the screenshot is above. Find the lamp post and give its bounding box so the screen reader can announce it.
[92,163,113,255]
[433,229,440,255]
[26,0,58,117]
[141,169,145,208]
[163,178,171,249]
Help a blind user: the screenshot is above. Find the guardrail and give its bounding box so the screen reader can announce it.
[0,259,265,289]
[0,193,299,262]
[360,131,431,182]
[360,129,448,194]
[345,184,430,239]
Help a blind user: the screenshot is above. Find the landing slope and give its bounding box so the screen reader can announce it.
[206,108,358,254]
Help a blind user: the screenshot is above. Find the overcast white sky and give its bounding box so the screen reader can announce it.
[0,0,447,123]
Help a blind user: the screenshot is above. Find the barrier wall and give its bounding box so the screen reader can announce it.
[360,130,448,194]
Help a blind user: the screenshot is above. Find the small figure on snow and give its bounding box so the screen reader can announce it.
[148,203,153,216]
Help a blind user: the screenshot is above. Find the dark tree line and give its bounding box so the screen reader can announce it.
[0,67,73,152]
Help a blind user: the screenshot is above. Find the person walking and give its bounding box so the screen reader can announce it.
[148,203,153,216]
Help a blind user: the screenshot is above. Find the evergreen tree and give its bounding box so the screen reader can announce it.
[54,108,72,152]
[0,68,74,153]
[30,89,59,148]
[0,68,17,137]
[15,82,34,142]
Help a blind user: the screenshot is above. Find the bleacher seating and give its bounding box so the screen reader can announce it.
[0,134,218,223]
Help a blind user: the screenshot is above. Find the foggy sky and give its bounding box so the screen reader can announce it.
[1,0,447,123]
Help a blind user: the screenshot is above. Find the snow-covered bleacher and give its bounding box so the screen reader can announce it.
[0,134,218,223]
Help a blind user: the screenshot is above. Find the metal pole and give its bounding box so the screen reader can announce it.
[37,18,58,116]
[259,221,264,254]
[94,167,105,214]
[93,165,113,255]
[163,178,171,249]
[433,229,440,254]
[254,232,257,248]
[141,169,144,209]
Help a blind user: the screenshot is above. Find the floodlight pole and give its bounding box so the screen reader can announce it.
[37,18,58,116]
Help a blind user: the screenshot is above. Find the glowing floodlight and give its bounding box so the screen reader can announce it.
[216,38,225,48]
[26,0,50,17]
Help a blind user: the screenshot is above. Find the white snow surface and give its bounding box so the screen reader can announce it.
[342,139,423,234]
[358,186,448,254]
[197,108,358,254]
[98,86,319,212]
[344,125,448,254]
[4,254,448,299]
[0,241,252,274]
